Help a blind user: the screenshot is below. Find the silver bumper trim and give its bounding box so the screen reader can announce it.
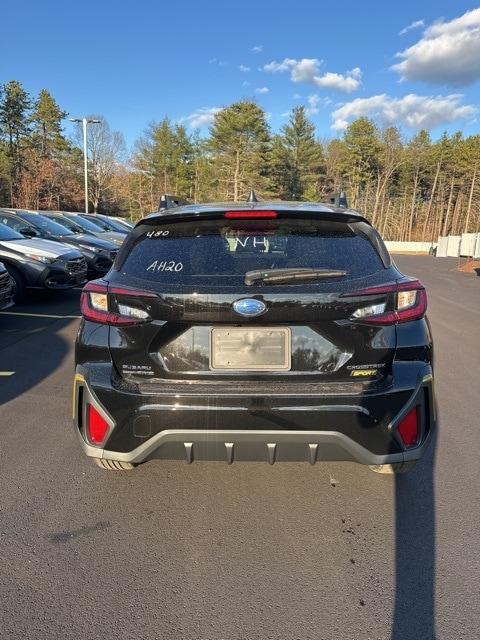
[75,427,414,466]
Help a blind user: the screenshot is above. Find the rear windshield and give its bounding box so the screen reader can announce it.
[120,218,385,285]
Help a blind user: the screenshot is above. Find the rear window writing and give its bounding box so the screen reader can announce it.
[120,219,385,285]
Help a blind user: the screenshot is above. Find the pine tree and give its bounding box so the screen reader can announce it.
[271,106,325,200]
[30,89,67,157]
[151,118,177,193]
[0,80,31,202]
[340,118,382,208]
[209,100,271,201]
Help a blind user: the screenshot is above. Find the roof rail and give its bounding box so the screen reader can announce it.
[328,190,348,208]
[158,194,190,211]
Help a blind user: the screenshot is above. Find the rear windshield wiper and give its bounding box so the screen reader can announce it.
[244,268,347,285]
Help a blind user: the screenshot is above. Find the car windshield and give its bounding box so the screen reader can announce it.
[120,218,385,286]
[97,216,129,232]
[64,215,105,234]
[81,215,114,231]
[0,221,24,241]
[22,213,74,236]
[114,218,133,229]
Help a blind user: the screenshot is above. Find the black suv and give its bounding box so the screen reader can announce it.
[0,209,118,278]
[74,200,435,474]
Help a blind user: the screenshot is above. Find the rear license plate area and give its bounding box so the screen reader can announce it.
[210,327,291,371]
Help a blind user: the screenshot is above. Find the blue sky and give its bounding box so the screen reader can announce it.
[2,0,479,148]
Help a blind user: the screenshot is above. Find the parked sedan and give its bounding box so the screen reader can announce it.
[80,213,129,236]
[110,216,134,230]
[0,209,118,278]
[42,211,126,247]
[0,222,87,301]
[0,261,15,310]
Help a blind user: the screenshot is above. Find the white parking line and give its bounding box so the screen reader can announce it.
[0,311,81,319]
[0,371,15,376]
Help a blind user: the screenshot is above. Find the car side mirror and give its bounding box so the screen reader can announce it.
[20,227,38,238]
[72,226,82,233]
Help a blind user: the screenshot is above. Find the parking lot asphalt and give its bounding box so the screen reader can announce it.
[0,257,478,640]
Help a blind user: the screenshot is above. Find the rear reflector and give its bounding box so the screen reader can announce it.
[224,211,278,219]
[87,404,110,446]
[397,406,419,447]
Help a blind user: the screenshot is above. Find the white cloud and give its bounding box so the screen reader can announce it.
[392,8,480,85]
[242,80,251,87]
[251,45,263,53]
[305,94,331,116]
[263,58,362,92]
[399,19,425,36]
[331,93,476,131]
[293,93,302,99]
[291,58,322,83]
[264,58,298,73]
[239,65,251,72]
[314,68,362,92]
[255,87,270,94]
[209,58,228,67]
[183,107,222,129]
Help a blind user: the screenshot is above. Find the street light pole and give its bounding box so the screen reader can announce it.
[82,118,88,214]
[70,117,100,214]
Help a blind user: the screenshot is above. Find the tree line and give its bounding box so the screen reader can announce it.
[1,79,480,241]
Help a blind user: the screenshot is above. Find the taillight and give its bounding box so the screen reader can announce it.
[224,211,278,219]
[80,281,155,326]
[344,280,427,325]
[397,406,419,447]
[87,404,110,446]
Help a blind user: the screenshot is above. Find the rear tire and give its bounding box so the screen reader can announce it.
[94,458,137,471]
[369,461,417,475]
[5,265,25,303]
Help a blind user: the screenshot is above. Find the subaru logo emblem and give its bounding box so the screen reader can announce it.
[233,298,267,317]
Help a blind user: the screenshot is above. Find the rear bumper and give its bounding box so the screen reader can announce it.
[74,425,433,466]
[73,365,435,466]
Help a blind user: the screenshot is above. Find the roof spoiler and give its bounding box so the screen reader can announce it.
[158,194,190,211]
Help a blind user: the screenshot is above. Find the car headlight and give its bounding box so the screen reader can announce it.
[25,253,57,264]
[79,244,102,253]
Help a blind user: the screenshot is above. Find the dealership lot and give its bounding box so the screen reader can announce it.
[0,256,479,640]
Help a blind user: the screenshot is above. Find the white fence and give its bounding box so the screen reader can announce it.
[384,234,480,257]
[384,241,436,254]
[437,233,480,258]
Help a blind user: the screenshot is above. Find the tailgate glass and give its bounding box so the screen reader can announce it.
[120,219,385,287]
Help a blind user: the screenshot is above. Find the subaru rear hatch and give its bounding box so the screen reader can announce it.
[96,208,403,387]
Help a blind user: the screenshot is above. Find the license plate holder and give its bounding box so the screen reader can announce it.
[210,327,291,371]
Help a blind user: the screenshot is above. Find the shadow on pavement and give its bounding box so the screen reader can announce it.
[0,290,80,407]
[392,426,437,640]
